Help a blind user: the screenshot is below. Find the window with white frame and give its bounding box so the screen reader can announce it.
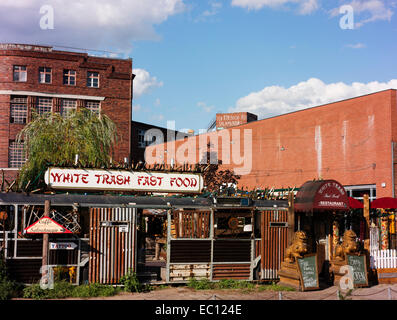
[87,71,99,88]
[8,140,25,168]
[13,65,27,82]
[85,100,100,115]
[10,96,27,124]
[60,99,77,117]
[344,185,376,202]
[63,69,76,86]
[35,97,53,115]
[38,67,52,84]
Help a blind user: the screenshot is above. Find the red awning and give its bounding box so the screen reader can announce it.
[370,197,397,209]
[348,197,363,209]
[295,180,349,212]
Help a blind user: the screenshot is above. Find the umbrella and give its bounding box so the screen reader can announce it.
[370,197,397,209]
[348,197,363,209]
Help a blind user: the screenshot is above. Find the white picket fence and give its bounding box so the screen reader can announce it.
[370,249,397,269]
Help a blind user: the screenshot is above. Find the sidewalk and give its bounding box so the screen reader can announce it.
[72,283,397,300]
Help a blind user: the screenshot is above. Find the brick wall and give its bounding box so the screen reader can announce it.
[148,90,396,198]
[0,46,133,181]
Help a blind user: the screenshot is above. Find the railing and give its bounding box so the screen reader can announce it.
[370,249,397,269]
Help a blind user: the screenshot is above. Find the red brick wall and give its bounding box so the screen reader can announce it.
[0,47,133,180]
[148,90,396,198]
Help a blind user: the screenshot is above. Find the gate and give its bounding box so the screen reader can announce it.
[260,209,289,280]
[89,207,137,284]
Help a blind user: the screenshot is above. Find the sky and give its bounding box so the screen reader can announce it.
[1,0,397,133]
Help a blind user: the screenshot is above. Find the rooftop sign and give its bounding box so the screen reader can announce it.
[0,43,53,52]
[44,167,204,193]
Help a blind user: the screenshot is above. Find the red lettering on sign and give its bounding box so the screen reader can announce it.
[51,172,62,183]
[81,174,89,184]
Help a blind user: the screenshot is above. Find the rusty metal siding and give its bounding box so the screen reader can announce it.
[213,240,251,262]
[6,259,42,284]
[16,239,43,257]
[170,240,211,263]
[169,264,211,281]
[262,210,288,280]
[212,264,251,280]
[89,207,136,284]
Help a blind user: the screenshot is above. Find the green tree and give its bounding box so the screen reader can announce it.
[16,109,118,189]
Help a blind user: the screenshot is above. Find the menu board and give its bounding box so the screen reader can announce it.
[297,254,319,291]
[346,254,368,287]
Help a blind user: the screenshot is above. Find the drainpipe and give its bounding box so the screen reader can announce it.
[392,142,395,198]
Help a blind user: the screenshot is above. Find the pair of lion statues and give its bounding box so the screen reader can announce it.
[284,229,359,263]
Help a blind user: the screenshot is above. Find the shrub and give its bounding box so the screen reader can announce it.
[120,269,151,293]
[187,278,214,290]
[0,255,22,300]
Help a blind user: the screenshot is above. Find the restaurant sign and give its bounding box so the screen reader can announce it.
[24,217,72,234]
[44,167,204,193]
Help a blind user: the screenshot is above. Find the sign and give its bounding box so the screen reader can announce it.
[49,242,77,250]
[297,254,320,291]
[0,43,53,52]
[346,254,368,287]
[24,217,72,234]
[44,167,204,193]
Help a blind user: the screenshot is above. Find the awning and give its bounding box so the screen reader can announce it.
[295,180,349,212]
[370,197,397,209]
[348,197,363,209]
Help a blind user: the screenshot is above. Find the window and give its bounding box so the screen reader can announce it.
[87,71,99,88]
[39,67,52,84]
[9,141,25,168]
[344,184,376,202]
[138,129,146,148]
[60,99,77,117]
[63,69,76,86]
[85,100,100,115]
[13,65,27,82]
[10,96,27,124]
[35,97,53,115]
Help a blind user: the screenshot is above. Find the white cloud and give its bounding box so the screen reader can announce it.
[230,78,397,119]
[132,104,142,112]
[231,0,319,14]
[133,69,164,98]
[197,101,215,113]
[0,0,185,51]
[330,0,393,28]
[195,1,223,22]
[345,43,366,49]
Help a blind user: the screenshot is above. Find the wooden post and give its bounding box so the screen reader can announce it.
[288,192,295,246]
[42,200,50,279]
[363,194,370,251]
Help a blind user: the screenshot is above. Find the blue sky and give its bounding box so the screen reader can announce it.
[1,0,397,132]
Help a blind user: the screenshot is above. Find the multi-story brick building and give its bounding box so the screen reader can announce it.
[147,89,397,200]
[0,43,133,182]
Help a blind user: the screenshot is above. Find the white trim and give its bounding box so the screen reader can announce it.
[0,168,19,171]
[0,90,105,101]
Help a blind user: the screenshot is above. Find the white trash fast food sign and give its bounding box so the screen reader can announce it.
[44,168,204,193]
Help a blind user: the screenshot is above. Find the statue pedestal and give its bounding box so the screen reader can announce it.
[278,261,301,290]
[329,259,346,286]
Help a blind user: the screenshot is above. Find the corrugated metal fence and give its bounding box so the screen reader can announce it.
[89,207,136,284]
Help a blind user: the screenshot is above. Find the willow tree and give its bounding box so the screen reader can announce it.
[16,109,118,189]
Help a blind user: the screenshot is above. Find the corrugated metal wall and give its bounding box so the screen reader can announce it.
[261,209,288,280]
[89,207,136,284]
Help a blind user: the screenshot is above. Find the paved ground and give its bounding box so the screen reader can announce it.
[62,283,397,300]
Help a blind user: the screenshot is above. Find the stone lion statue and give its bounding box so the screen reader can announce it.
[334,229,359,261]
[284,231,309,263]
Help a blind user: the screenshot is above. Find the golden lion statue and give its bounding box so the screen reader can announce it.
[334,229,359,261]
[284,231,309,263]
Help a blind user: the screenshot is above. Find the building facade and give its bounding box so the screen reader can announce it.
[0,43,133,182]
[147,89,397,200]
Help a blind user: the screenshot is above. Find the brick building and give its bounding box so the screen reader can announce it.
[0,43,133,182]
[147,89,397,200]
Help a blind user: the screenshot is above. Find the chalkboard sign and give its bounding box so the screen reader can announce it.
[346,254,368,287]
[297,254,319,291]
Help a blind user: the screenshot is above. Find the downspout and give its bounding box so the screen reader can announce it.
[392,141,395,198]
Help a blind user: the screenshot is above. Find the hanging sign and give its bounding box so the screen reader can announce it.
[44,167,204,193]
[49,242,78,250]
[24,217,72,234]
